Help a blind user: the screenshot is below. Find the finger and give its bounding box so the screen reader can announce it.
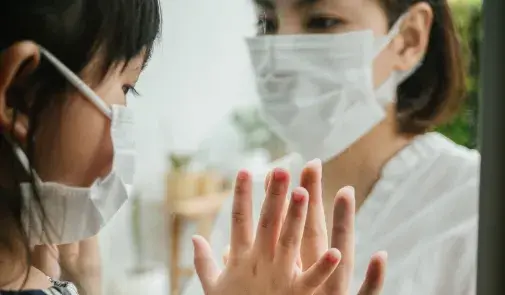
[222,245,230,265]
[274,187,309,271]
[357,251,388,295]
[32,245,61,278]
[297,248,341,294]
[266,170,288,232]
[192,235,220,291]
[325,186,356,294]
[296,254,303,269]
[265,169,288,228]
[280,196,289,230]
[264,170,272,192]
[230,169,254,258]
[254,167,290,260]
[300,158,327,270]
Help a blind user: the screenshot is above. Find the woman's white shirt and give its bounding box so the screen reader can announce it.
[183,132,479,295]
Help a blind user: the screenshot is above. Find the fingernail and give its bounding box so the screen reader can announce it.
[344,185,355,195]
[326,248,341,264]
[292,188,307,203]
[237,169,249,180]
[273,168,287,181]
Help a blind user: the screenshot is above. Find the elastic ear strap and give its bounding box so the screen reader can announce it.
[376,14,409,54]
[2,132,30,173]
[38,47,112,119]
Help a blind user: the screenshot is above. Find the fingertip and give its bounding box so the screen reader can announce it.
[235,170,252,196]
[375,250,388,261]
[306,158,322,171]
[334,186,356,206]
[292,187,309,202]
[325,248,341,264]
[237,169,251,181]
[339,185,355,196]
[301,159,322,181]
[364,250,387,287]
[191,235,200,248]
[369,251,388,268]
[192,235,206,250]
[272,167,289,181]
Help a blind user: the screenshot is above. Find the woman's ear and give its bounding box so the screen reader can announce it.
[393,2,433,72]
[0,41,41,143]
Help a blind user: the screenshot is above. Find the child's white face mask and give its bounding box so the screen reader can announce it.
[12,47,136,245]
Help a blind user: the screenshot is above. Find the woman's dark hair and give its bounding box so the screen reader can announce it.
[382,0,466,134]
[0,0,161,290]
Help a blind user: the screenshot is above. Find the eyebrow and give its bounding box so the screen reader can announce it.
[253,0,321,10]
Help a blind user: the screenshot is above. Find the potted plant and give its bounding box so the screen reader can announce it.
[166,153,200,200]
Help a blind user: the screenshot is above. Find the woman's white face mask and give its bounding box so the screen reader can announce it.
[11,47,136,245]
[246,14,422,162]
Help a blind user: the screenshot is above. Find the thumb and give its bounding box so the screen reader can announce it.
[357,251,388,295]
[192,235,220,292]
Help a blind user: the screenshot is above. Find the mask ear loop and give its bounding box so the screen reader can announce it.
[374,14,409,55]
[38,47,112,119]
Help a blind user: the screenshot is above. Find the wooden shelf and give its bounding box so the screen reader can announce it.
[168,191,231,219]
[167,190,231,295]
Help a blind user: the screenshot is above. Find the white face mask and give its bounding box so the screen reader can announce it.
[246,15,421,162]
[12,47,136,245]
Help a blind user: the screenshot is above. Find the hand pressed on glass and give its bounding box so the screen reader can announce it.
[217,161,387,295]
[193,168,341,295]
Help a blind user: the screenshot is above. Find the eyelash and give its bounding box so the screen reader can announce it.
[255,15,343,34]
[306,16,343,30]
[122,85,140,97]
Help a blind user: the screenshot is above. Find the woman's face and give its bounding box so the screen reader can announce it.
[254,0,432,89]
[0,42,144,187]
[33,54,145,187]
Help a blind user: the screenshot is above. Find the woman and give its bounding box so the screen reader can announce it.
[0,0,385,294]
[186,0,479,294]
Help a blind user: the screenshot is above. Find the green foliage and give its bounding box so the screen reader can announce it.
[231,107,287,160]
[169,153,193,171]
[436,1,482,148]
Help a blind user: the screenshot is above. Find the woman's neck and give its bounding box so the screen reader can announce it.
[321,114,414,212]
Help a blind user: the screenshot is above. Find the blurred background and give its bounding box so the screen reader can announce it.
[97,0,483,294]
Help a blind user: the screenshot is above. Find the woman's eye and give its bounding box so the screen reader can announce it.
[306,17,342,30]
[122,85,140,96]
[257,17,277,35]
